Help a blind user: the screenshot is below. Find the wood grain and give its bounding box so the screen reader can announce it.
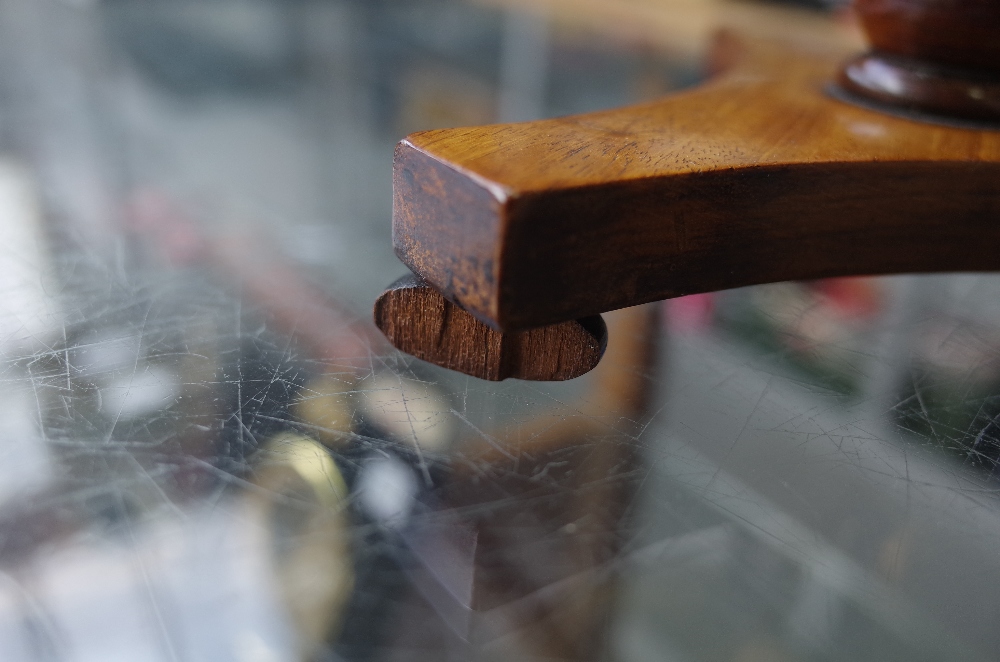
[393,36,1000,332]
[374,274,606,381]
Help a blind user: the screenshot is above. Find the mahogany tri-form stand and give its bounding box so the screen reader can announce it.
[375,0,1000,381]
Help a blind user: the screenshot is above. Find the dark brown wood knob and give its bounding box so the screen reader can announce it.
[841,0,1000,122]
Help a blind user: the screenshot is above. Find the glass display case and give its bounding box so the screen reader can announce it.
[0,1,996,660]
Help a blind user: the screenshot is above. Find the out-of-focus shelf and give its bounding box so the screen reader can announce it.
[471,0,863,62]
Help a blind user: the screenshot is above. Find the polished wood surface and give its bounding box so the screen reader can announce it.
[374,274,606,380]
[845,0,1000,120]
[839,51,1000,123]
[855,0,1000,73]
[393,36,1000,333]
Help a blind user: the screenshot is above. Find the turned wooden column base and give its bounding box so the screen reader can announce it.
[838,52,1000,124]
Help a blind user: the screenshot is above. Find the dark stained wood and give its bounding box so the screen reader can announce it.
[855,0,1000,74]
[838,52,1000,123]
[845,0,1000,121]
[392,37,1000,334]
[374,274,606,381]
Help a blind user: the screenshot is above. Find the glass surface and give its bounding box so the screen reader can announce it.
[0,1,995,661]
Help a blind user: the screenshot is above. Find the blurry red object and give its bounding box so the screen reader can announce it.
[665,292,715,333]
[813,277,882,319]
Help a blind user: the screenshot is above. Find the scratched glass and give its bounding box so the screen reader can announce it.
[0,1,993,660]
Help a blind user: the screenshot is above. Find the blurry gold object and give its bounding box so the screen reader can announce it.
[245,433,353,659]
[359,372,457,454]
[294,375,357,447]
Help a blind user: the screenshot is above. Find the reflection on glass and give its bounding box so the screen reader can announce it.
[0,0,993,661]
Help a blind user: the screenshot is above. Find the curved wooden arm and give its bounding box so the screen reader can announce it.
[393,38,1000,333]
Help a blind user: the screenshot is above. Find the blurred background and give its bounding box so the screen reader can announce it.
[0,0,999,660]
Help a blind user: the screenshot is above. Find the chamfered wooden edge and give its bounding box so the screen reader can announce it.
[373,274,607,381]
[393,40,1000,332]
[392,142,506,328]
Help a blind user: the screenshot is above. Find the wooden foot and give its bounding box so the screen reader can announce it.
[374,275,606,381]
